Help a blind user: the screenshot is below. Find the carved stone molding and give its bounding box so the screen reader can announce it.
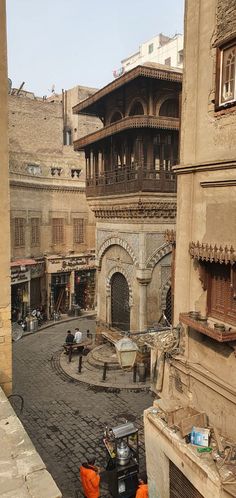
[165,229,176,244]
[97,236,138,267]
[93,200,176,220]
[146,242,172,269]
[10,180,85,193]
[189,241,236,265]
[161,278,171,310]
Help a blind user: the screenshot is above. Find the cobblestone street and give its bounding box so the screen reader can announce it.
[11,317,153,498]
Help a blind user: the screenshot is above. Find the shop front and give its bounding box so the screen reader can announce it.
[11,267,30,321]
[45,253,95,317]
[50,272,70,314]
[75,269,96,310]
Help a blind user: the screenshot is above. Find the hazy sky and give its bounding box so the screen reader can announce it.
[6,0,184,97]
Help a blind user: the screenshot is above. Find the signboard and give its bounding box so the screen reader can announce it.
[46,255,95,274]
[11,270,30,285]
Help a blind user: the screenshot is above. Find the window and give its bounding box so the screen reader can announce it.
[14,218,25,247]
[148,43,154,54]
[52,218,64,244]
[207,262,236,325]
[31,218,40,246]
[73,218,84,244]
[218,42,236,107]
[165,57,171,66]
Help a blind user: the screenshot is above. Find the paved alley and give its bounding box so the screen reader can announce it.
[11,317,153,498]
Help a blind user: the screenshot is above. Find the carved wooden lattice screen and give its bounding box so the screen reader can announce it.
[169,461,204,498]
[207,263,236,325]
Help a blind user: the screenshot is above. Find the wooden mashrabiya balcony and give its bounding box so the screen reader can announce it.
[74,115,180,150]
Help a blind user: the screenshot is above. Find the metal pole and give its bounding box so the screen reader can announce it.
[102,362,107,381]
[133,364,137,383]
[78,355,83,373]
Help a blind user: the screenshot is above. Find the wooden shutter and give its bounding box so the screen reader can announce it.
[52,218,64,244]
[207,263,236,325]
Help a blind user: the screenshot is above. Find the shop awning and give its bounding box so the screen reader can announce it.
[11,259,37,268]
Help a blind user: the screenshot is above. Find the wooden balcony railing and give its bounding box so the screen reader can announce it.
[86,165,177,197]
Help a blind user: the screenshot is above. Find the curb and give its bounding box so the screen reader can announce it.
[21,312,96,338]
[58,351,150,392]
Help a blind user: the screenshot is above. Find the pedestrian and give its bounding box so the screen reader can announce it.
[74,327,82,344]
[135,474,148,498]
[80,456,100,498]
[65,330,75,344]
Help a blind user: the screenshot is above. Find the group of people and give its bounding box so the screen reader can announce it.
[65,327,83,344]
[80,456,148,498]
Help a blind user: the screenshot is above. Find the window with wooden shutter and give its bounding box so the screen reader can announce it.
[14,218,26,247]
[207,263,236,325]
[73,218,84,244]
[31,218,40,246]
[52,218,64,244]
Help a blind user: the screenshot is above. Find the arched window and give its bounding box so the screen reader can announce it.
[110,111,122,124]
[129,100,144,116]
[159,99,179,118]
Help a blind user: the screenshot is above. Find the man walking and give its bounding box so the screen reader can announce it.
[80,456,100,498]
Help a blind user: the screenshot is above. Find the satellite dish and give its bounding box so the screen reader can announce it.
[12,322,23,342]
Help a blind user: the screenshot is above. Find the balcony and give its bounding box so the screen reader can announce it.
[74,115,180,151]
[86,164,176,197]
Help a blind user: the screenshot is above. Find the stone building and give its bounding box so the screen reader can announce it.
[144,1,236,498]
[73,63,182,333]
[0,0,12,395]
[9,85,100,319]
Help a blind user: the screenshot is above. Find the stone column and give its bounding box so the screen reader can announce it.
[136,269,152,332]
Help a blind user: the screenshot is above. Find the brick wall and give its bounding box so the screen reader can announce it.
[215,0,236,45]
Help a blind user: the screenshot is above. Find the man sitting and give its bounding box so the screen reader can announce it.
[74,327,82,344]
[65,330,75,344]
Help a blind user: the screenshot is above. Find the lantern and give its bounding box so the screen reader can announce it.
[115,336,138,369]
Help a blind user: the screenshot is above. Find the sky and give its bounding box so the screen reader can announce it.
[6,0,184,97]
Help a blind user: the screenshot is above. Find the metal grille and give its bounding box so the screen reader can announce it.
[165,286,172,324]
[111,272,130,332]
[170,461,204,498]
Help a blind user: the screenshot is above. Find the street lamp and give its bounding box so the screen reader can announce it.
[115,336,139,369]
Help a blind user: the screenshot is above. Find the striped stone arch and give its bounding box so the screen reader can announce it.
[106,266,133,306]
[97,237,138,268]
[146,242,172,270]
[161,278,171,310]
